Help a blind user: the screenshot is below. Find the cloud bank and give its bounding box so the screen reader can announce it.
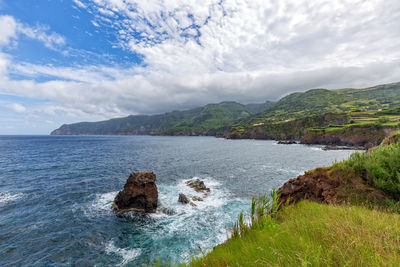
[1,0,400,133]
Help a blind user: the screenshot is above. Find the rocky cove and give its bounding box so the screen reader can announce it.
[0,136,359,266]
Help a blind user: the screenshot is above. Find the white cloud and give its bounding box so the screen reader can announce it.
[0,15,65,50]
[16,23,65,50]
[0,15,17,46]
[72,0,87,9]
[1,0,400,131]
[5,103,26,113]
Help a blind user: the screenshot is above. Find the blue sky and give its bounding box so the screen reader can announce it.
[1,0,400,134]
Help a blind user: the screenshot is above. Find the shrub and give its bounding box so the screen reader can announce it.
[346,143,400,199]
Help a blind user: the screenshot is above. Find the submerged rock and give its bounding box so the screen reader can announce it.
[178,193,197,206]
[277,140,297,144]
[192,196,203,201]
[178,193,190,204]
[158,207,174,215]
[113,172,158,213]
[185,179,210,193]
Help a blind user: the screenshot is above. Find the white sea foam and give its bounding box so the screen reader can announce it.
[0,191,24,204]
[152,176,246,262]
[88,176,247,264]
[84,191,118,217]
[105,241,141,266]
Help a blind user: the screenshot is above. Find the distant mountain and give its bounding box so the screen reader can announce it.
[51,101,275,136]
[51,82,400,136]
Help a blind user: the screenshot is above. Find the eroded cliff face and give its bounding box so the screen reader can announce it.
[278,167,388,206]
[301,127,400,149]
[279,168,339,205]
[300,133,383,149]
[227,113,350,140]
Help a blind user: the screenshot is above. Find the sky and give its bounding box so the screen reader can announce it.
[1,0,400,134]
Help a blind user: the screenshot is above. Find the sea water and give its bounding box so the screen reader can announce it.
[0,136,355,266]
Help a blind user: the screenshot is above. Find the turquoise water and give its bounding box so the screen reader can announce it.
[0,136,354,266]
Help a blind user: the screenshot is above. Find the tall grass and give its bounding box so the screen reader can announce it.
[190,201,400,266]
[344,142,400,199]
[232,188,281,239]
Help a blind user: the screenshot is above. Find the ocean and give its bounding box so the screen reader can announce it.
[0,135,354,266]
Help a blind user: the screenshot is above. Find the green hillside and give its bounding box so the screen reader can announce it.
[51,101,270,136]
[51,81,400,136]
[241,82,400,125]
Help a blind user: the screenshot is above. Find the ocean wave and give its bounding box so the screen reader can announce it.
[86,176,248,264]
[153,176,247,262]
[84,191,118,217]
[309,146,323,151]
[105,241,141,266]
[0,191,24,204]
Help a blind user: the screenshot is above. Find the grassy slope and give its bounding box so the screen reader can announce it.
[188,133,400,266]
[230,107,400,144]
[191,201,400,266]
[238,82,400,127]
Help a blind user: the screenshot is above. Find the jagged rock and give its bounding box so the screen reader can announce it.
[178,193,197,206]
[192,196,203,201]
[323,145,364,150]
[278,168,339,205]
[158,207,174,215]
[178,193,190,204]
[113,172,158,213]
[185,179,210,192]
[278,140,297,144]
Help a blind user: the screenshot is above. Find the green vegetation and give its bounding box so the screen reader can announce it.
[190,201,400,266]
[52,81,400,137]
[338,133,400,200]
[230,107,400,146]
[51,101,272,136]
[237,81,400,127]
[188,136,400,266]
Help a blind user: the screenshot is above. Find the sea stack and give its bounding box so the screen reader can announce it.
[113,172,158,213]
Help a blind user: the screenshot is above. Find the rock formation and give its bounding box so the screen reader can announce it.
[178,193,196,206]
[185,179,211,192]
[192,196,203,201]
[278,169,339,205]
[113,172,158,213]
[277,140,297,144]
[178,193,190,204]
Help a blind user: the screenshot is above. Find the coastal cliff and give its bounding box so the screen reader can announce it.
[189,132,400,266]
[228,109,400,149]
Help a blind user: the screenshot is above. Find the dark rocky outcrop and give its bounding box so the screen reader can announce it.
[113,172,158,213]
[192,196,203,201]
[178,193,191,204]
[186,179,210,193]
[158,207,174,215]
[322,145,365,150]
[278,140,297,144]
[278,168,339,205]
[178,193,196,206]
[300,132,383,149]
[278,167,388,207]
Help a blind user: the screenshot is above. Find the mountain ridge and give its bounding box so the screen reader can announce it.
[51,81,400,136]
[51,101,275,136]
